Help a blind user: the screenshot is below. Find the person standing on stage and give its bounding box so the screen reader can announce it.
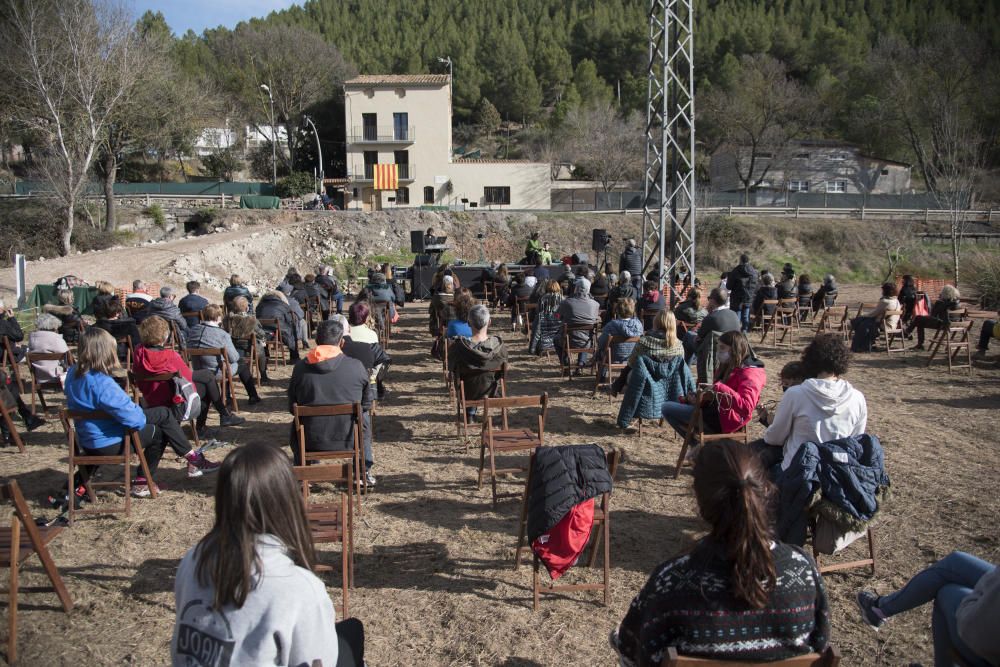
[424,227,437,249]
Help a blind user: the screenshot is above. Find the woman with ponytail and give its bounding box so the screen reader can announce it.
[612,440,829,665]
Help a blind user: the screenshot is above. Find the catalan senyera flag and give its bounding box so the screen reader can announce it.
[373,163,399,190]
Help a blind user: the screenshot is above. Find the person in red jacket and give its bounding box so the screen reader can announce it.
[133,316,245,433]
[661,330,766,438]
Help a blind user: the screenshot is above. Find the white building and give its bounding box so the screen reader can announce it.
[343,74,551,210]
[245,125,289,151]
[193,126,237,156]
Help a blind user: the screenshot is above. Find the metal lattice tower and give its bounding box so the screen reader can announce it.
[641,0,696,305]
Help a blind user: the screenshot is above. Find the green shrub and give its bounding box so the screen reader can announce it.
[144,204,166,228]
[275,171,315,198]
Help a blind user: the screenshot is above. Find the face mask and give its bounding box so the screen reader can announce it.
[717,350,730,364]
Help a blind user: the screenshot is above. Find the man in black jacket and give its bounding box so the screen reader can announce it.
[256,290,300,361]
[618,239,643,291]
[133,286,188,347]
[288,320,373,483]
[0,300,25,362]
[685,287,741,362]
[223,275,254,312]
[726,253,759,333]
[449,305,507,419]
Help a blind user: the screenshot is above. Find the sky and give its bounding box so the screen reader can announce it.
[133,1,301,36]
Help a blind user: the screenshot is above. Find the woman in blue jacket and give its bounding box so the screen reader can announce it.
[64,329,217,497]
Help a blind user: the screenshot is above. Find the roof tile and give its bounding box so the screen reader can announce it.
[345,74,450,86]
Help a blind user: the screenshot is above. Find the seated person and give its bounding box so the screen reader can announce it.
[975,310,1000,358]
[335,312,390,401]
[606,270,638,318]
[797,273,813,303]
[627,310,684,369]
[28,314,69,385]
[612,440,829,664]
[91,280,119,314]
[751,274,779,326]
[287,320,373,484]
[223,297,271,384]
[506,275,534,328]
[188,305,261,405]
[898,274,918,324]
[555,278,600,368]
[857,552,999,667]
[777,264,796,299]
[277,267,300,295]
[684,287,740,363]
[672,287,705,329]
[865,282,902,329]
[661,330,765,439]
[125,279,153,304]
[446,290,477,338]
[904,284,962,350]
[367,273,398,322]
[133,286,189,348]
[524,231,543,264]
[759,333,866,470]
[315,266,343,316]
[92,298,141,363]
[178,280,209,326]
[223,274,254,312]
[256,290,300,361]
[42,289,82,344]
[429,276,456,335]
[172,444,364,667]
[64,329,217,497]
[811,274,838,312]
[0,367,44,445]
[597,298,643,371]
[347,302,380,346]
[638,280,665,317]
[590,271,610,306]
[528,280,565,355]
[133,316,245,432]
[449,305,507,419]
[0,298,26,362]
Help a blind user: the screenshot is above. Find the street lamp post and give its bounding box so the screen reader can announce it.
[302,114,323,194]
[260,83,276,187]
[437,56,453,164]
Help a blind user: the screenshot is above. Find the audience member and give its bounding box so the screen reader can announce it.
[91,298,141,363]
[449,305,508,419]
[429,276,456,334]
[662,330,765,439]
[42,289,82,344]
[673,287,706,328]
[612,440,829,664]
[134,286,189,348]
[555,278,600,369]
[857,552,999,667]
[223,297,271,384]
[172,444,363,667]
[224,274,254,312]
[726,253,759,332]
[865,282,902,330]
[528,280,565,356]
[777,264,796,300]
[898,274,918,324]
[751,273,779,327]
[28,314,69,385]
[446,289,476,338]
[178,281,209,326]
[638,280,665,319]
[133,316,245,432]
[0,298,26,362]
[685,287,740,362]
[759,333,867,470]
[256,290,300,361]
[347,302,380,346]
[619,239,643,291]
[277,267,300,295]
[126,279,153,303]
[92,280,119,314]
[904,285,962,350]
[590,270,610,306]
[812,274,839,312]
[287,319,373,484]
[65,329,217,497]
[315,266,343,316]
[188,305,261,405]
[597,298,643,370]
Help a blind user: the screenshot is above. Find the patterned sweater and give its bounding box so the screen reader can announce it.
[612,540,829,666]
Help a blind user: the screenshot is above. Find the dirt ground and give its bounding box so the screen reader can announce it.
[3,284,1000,666]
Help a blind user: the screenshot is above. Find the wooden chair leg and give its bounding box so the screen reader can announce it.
[489,444,499,507]
[532,555,540,612]
[477,437,487,490]
[868,526,877,575]
[131,433,158,499]
[674,419,697,479]
[2,409,25,453]
[8,519,19,664]
[603,507,611,606]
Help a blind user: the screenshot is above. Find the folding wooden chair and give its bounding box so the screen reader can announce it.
[293,460,354,616]
[231,333,260,383]
[813,305,847,337]
[293,402,365,513]
[128,371,200,447]
[1,338,27,396]
[797,291,814,323]
[455,365,507,450]
[305,295,322,337]
[523,303,537,341]
[560,322,598,380]
[1,480,74,664]
[673,391,750,479]
[926,318,974,375]
[112,332,135,371]
[881,309,907,355]
[848,303,877,338]
[513,296,530,335]
[185,348,238,412]
[61,409,158,524]
[181,310,203,325]
[513,447,621,611]
[478,394,547,506]
[165,320,183,351]
[374,301,392,348]
[593,336,639,400]
[1,400,26,453]
[772,298,799,347]
[757,300,779,344]
[258,318,287,369]
[661,646,841,666]
[809,520,877,576]
[26,350,73,416]
[438,329,457,407]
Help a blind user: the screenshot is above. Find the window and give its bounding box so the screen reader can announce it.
[830,152,849,161]
[393,113,409,140]
[757,152,775,159]
[395,187,410,204]
[423,186,435,204]
[362,151,378,180]
[788,180,810,192]
[483,186,511,205]
[362,114,377,141]
[828,180,847,193]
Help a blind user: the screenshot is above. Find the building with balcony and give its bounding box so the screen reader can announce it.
[343,74,550,210]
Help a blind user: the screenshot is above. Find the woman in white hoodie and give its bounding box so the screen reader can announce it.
[172,443,364,667]
[761,333,867,470]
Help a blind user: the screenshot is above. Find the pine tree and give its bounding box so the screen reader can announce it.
[476,98,502,137]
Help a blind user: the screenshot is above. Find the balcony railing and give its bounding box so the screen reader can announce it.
[348,126,415,143]
[350,163,416,181]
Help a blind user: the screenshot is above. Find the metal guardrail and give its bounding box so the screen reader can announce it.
[696,206,996,223]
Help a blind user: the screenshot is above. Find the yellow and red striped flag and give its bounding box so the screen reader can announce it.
[373,163,399,190]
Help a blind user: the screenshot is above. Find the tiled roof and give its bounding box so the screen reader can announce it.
[345,74,450,86]
[454,159,539,164]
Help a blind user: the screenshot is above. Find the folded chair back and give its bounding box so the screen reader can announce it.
[1,337,26,395]
[293,402,365,510]
[257,318,286,368]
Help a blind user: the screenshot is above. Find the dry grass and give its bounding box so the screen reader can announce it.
[3,284,1000,666]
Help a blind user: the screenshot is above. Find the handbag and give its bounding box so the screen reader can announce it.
[913,295,930,317]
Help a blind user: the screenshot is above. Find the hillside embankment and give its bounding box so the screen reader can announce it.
[0,207,986,301]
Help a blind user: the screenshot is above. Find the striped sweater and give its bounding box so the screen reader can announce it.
[612,540,829,666]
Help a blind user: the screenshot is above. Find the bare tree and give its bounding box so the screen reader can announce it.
[702,55,817,204]
[1,0,142,254]
[563,103,644,192]
[867,217,917,282]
